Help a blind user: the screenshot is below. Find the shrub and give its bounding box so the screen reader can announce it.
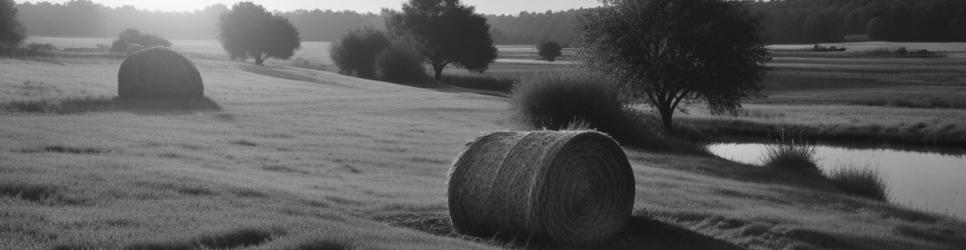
[110,29,171,53]
[812,44,846,52]
[827,167,889,201]
[513,72,625,131]
[537,41,563,61]
[761,130,820,176]
[512,73,704,153]
[330,29,391,79]
[376,44,427,85]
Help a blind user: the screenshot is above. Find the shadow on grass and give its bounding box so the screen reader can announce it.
[241,64,347,87]
[439,74,517,94]
[1,96,221,115]
[377,213,741,249]
[123,227,281,250]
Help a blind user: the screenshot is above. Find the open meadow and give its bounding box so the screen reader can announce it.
[2,38,966,249]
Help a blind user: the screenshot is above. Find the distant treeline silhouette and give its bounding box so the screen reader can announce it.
[15,0,381,41]
[17,0,965,44]
[485,10,586,45]
[748,0,966,43]
[14,0,577,44]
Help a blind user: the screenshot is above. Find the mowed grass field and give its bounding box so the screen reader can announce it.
[2,39,966,249]
[675,44,966,147]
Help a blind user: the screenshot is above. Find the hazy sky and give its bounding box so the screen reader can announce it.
[17,0,602,15]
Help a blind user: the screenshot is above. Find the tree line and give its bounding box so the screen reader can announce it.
[14,0,380,41]
[13,0,577,44]
[12,0,966,44]
[748,0,966,43]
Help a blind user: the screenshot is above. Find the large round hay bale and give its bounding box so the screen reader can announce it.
[448,130,635,244]
[117,47,203,99]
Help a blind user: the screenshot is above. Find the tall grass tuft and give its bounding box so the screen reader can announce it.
[761,130,820,176]
[827,166,890,201]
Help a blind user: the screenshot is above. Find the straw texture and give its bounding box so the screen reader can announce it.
[118,47,203,99]
[448,130,635,244]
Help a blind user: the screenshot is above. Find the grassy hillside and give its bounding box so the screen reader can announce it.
[1,45,965,249]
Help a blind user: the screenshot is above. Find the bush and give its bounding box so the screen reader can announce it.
[512,73,705,153]
[513,72,624,131]
[827,167,889,201]
[376,44,428,85]
[330,29,390,79]
[761,130,820,176]
[537,41,563,61]
[812,44,846,52]
[110,29,171,53]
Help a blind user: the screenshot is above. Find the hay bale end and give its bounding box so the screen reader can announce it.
[448,130,636,245]
[117,47,203,99]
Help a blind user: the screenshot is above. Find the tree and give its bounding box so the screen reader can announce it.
[580,0,769,132]
[866,17,888,40]
[385,0,497,80]
[537,41,563,61]
[0,0,27,52]
[218,2,300,65]
[330,29,391,78]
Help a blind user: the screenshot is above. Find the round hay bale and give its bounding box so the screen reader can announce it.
[117,47,203,99]
[448,130,635,244]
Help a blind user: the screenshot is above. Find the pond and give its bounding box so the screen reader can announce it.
[707,143,966,219]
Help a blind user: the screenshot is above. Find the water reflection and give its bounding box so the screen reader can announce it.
[707,143,966,219]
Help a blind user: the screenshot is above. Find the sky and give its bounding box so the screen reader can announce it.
[16,0,602,15]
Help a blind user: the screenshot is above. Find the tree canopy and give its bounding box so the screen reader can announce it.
[386,0,497,80]
[580,0,769,132]
[330,29,391,78]
[0,0,26,51]
[218,2,300,65]
[537,41,563,62]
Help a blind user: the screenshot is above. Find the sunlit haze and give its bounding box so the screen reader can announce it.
[16,0,602,14]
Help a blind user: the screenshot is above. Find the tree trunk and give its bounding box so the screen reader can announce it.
[433,65,444,81]
[658,105,675,134]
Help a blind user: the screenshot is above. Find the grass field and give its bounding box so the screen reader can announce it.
[672,45,966,148]
[2,39,966,249]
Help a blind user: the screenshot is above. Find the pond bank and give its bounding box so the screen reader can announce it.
[680,117,966,150]
[707,142,966,220]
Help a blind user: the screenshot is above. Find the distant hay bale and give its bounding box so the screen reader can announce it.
[448,130,635,244]
[117,47,203,99]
